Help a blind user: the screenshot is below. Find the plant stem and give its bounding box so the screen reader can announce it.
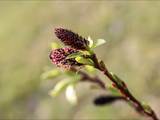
[90,53,159,120]
[70,67,106,89]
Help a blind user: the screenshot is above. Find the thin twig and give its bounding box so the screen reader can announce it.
[90,53,159,120]
[70,67,106,89]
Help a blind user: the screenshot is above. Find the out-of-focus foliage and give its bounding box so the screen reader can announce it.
[0,1,160,119]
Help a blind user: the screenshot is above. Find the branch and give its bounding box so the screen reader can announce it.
[70,67,106,89]
[90,53,159,120]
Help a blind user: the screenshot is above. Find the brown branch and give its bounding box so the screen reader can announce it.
[70,67,106,89]
[90,53,159,120]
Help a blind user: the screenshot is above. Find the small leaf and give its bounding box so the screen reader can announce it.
[75,56,94,66]
[66,52,84,59]
[92,39,106,48]
[49,79,71,97]
[51,42,61,49]
[65,84,77,105]
[88,36,94,48]
[85,65,96,73]
[66,72,81,84]
[41,69,61,80]
[142,102,152,114]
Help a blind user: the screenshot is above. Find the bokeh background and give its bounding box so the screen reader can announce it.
[0,1,160,119]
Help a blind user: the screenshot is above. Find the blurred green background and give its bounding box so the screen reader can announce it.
[0,1,160,119]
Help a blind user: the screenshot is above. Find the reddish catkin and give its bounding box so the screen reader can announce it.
[49,47,81,69]
[54,28,89,50]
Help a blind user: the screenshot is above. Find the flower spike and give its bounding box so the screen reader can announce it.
[49,47,81,69]
[54,28,89,50]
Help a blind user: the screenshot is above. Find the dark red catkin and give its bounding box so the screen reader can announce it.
[54,28,89,50]
[49,47,81,69]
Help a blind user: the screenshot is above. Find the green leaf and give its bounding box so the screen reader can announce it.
[142,102,152,114]
[85,65,96,73]
[88,36,94,48]
[65,71,81,82]
[49,79,71,97]
[66,52,84,59]
[75,56,94,66]
[92,39,106,48]
[65,84,78,105]
[49,73,81,97]
[50,42,61,49]
[41,69,61,80]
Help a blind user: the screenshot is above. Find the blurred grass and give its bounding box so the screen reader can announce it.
[0,1,160,119]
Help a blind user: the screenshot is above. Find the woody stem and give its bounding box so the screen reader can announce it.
[90,53,158,120]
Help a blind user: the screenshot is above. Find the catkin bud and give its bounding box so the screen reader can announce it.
[49,47,80,69]
[94,95,124,106]
[54,28,89,50]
